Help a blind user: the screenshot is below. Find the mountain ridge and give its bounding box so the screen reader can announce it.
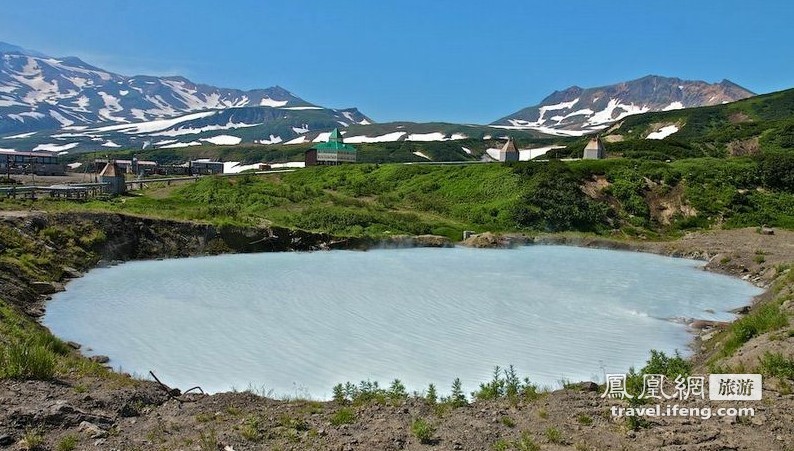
[492,75,755,136]
[0,42,371,140]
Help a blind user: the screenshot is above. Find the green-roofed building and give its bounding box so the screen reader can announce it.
[305,128,357,166]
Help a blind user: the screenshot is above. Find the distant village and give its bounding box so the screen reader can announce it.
[1,129,606,197]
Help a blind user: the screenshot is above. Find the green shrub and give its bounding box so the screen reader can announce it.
[387,378,408,401]
[576,414,593,425]
[410,418,436,444]
[240,416,261,442]
[759,352,794,379]
[501,416,516,428]
[332,383,347,404]
[56,434,79,451]
[514,432,540,451]
[642,349,692,378]
[20,428,44,450]
[492,439,510,451]
[449,378,468,408]
[545,426,563,444]
[425,383,438,405]
[1,340,57,380]
[330,407,356,426]
[722,302,788,356]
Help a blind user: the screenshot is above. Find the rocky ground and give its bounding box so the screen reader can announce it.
[1,213,792,450]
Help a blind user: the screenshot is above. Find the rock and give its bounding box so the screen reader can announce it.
[89,355,110,364]
[579,381,600,392]
[730,305,751,315]
[30,281,63,294]
[79,421,108,439]
[462,232,504,248]
[689,320,729,330]
[0,434,13,446]
[28,308,44,318]
[760,227,775,235]
[119,403,140,418]
[67,341,81,350]
[62,266,83,278]
[414,234,453,248]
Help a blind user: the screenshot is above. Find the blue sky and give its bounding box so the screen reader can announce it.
[1,0,793,124]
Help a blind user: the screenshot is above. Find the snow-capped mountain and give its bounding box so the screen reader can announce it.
[0,41,371,149]
[492,75,755,136]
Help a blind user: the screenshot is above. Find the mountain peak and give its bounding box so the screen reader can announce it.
[0,41,49,58]
[492,76,755,136]
[0,45,374,149]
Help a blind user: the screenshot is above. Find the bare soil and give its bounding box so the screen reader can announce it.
[1,215,792,451]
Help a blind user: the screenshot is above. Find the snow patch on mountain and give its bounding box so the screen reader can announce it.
[49,110,75,127]
[152,119,261,137]
[494,123,588,137]
[646,125,679,140]
[33,142,79,152]
[662,101,684,111]
[313,132,331,143]
[344,132,406,143]
[407,132,447,142]
[2,131,37,139]
[201,135,242,146]
[89,111,217,134]
[256,135,283,145]
[284,136,308,145]
[588,99,650,125]
[259,98,288,107]
[159,141,202,149]
[519,146,565,160]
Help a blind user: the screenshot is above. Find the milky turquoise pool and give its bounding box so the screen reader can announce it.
[43,246,762,398]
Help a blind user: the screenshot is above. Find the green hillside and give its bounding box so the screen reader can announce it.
[608,88,794,158]
[13,157,792,240]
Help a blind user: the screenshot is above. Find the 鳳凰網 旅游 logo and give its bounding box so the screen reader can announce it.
[600,373,762,401]
[707,374,762,401]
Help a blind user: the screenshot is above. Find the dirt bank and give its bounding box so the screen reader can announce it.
[1,213,792,450]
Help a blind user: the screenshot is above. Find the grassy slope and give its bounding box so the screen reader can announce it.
[8,156,791,241]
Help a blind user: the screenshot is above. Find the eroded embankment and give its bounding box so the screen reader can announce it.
[1,212,792,450]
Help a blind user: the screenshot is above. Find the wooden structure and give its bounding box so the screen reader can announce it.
[0,183,109,200]
[0,150,66,176]
[99,162,127,195]
[583,137,605,160]
[498,137,519,162]
[305,128,356,166]
[94,158,158,175]
[190,160,225,175]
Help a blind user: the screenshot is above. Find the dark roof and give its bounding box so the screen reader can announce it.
[99,162,123,177]
[312,128,356,152]
[0,150,57,158]
[501,137,518,153]
[584,137,605,151]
